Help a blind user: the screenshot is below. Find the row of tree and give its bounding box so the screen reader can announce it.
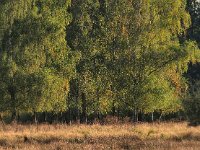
[0,0,199,124]
[184,0,200,125]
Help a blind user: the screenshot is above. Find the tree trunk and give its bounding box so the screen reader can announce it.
[69,109,72,125]
[136,109,138,122]
[159,112,163,122]
[33,112,38,124]
[11,111,17,122]
[81,93,87,123]
[17,112,20,123]
[132,109,138,122]
[151,112,154,122]
[66,92,72,124]
[8,86,17,123]
[43,112,47,122]
[75,89,80,123]
[0,113,5,125]
[112,100,116,116]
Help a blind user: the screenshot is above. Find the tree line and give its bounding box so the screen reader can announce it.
[184,0,200,125]
[0,0,199,124]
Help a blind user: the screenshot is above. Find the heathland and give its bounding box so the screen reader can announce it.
[0,122,199,150]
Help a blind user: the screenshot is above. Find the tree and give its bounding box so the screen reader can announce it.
[68,0,199,122]
[68,0,113,123]
[187,0,200,45]
[185,0,200,125]
[101,0,197,121]
[0,0,199,123]
[183,81,200,126]
[0,0,77,121]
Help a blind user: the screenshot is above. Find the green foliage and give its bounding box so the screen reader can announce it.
[67,0,199,120]
[183,81,200,125]
[184,0,200,125]
[0,0,77,116]
[0,0,199,122]
[187,0,200,46]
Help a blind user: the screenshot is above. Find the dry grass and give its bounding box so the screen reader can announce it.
[0,122,199,149]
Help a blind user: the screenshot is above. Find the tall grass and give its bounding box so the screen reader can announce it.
[0,122,199,149]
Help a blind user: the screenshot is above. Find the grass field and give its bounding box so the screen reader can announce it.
[0,122,199,150]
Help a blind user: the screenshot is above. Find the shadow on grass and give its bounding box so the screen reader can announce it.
[0,135,142,149]
[0,134,199,149]
[171,133,200,142]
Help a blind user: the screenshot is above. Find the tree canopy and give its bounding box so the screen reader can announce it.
[0,0,199,123]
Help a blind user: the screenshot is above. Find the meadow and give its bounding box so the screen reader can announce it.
[0,122,199,150]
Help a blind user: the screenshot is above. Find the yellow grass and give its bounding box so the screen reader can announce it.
[0,122,199,149]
